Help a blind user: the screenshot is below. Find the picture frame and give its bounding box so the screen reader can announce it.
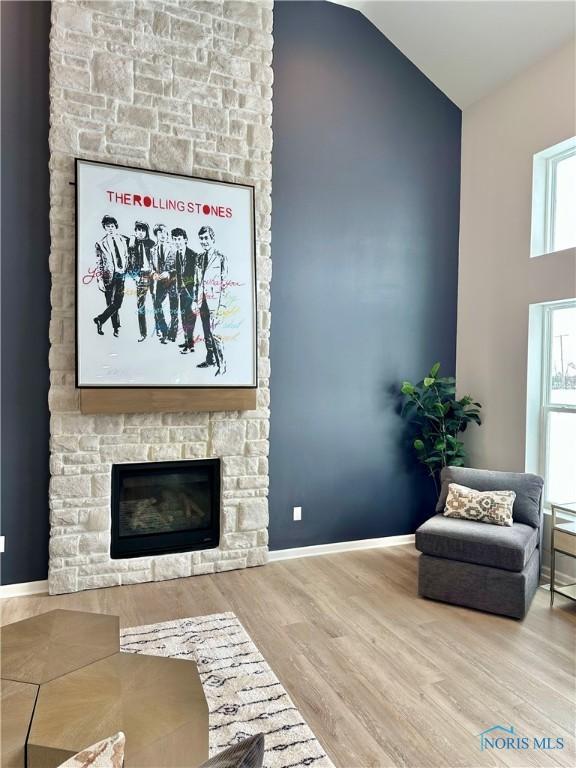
[75,158,257,389]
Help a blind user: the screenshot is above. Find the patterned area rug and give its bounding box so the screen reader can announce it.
[120,613,335,768]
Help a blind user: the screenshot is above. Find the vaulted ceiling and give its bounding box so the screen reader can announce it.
[331,1,575,108]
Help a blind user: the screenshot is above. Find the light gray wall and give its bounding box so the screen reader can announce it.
[457,41,576,583]
[457,41,576,474]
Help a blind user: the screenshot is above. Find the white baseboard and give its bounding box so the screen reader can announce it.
[0,537,415,595]
[268,534,415,562]
[0,579,48,599]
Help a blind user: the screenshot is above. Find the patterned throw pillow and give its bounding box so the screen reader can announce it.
[443,483,515,526]
[56,733,125,768]
[199,734,265,768]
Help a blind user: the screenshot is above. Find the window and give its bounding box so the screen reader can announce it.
[531,137,576,257]
[541,301,576,505]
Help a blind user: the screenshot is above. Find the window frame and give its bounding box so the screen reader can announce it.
[544,146,576,254]
[539,299,576,507]
[531,136,576,258]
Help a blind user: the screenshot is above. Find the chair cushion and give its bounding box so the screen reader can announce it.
[435,467,543,528]
[418,549,540,619]
[415,514,539,572]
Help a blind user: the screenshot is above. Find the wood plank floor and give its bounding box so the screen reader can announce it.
[1,546,575,768]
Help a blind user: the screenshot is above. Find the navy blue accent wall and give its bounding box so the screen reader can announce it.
[269,1,461,550]
[0,0,460,581]
[1,1,51,584]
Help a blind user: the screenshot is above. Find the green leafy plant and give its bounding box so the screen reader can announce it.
[400,362,482,492]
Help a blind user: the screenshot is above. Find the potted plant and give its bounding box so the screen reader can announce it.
[400,363,482,492]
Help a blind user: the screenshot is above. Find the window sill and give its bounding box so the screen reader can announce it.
[530,244,576,259]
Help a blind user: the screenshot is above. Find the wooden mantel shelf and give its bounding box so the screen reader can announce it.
[79,388,257,414]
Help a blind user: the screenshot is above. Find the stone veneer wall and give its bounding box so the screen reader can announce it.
[48,0,273,594]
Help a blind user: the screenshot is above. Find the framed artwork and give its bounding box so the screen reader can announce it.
[75,159,257,388]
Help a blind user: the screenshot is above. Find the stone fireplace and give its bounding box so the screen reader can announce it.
[47,0,273,594]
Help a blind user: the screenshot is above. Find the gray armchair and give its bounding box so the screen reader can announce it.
[415,467,544,619]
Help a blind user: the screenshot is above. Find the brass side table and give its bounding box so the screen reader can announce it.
[550,501,576,605]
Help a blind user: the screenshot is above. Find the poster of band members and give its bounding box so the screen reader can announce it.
[75,159,257,388]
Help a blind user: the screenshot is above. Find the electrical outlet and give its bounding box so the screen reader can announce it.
[0,536,5,554]
[293,506,302,521]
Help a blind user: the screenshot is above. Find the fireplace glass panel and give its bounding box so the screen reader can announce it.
[119,473,212,537]
[111,459,220,559]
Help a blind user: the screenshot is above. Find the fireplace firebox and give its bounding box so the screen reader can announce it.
[110,459,220,559]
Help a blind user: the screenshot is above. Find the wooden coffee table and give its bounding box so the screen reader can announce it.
[27,652,209,768]
[0,611,209,768]
[0,609,119,685]
[1,609,119,768]
[1,680,38,768]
